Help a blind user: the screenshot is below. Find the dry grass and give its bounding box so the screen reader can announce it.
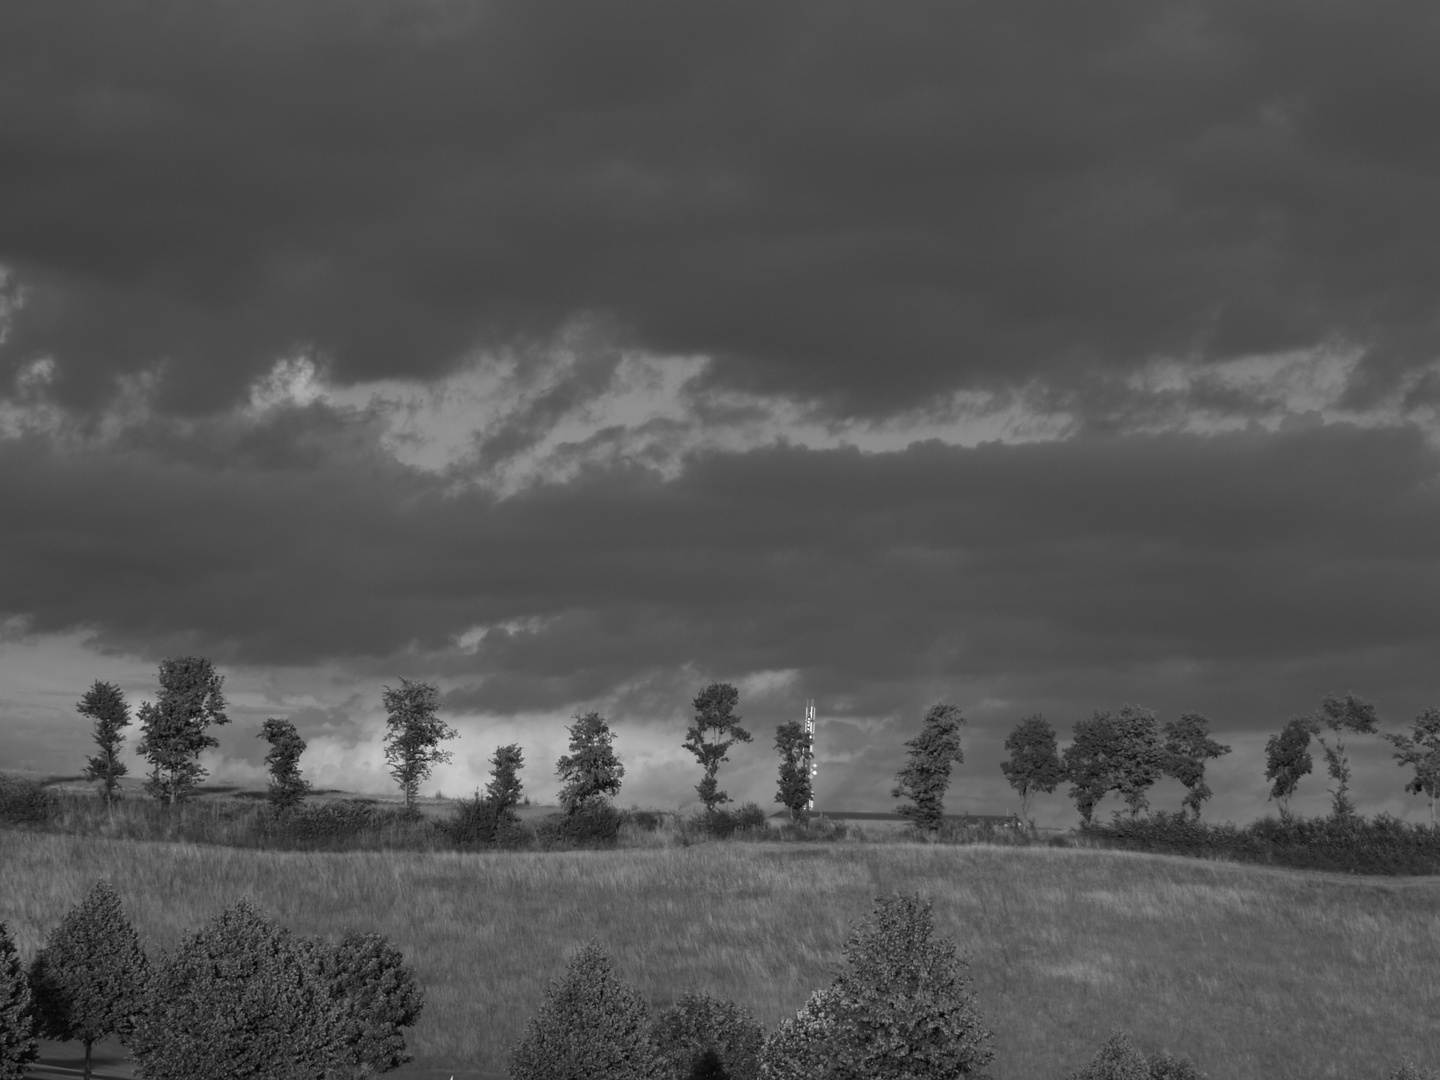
[2,832,1436,1080]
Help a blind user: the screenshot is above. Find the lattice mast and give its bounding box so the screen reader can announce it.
[803,699,817,811]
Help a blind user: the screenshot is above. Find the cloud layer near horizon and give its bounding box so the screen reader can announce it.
[3,1,1440,822]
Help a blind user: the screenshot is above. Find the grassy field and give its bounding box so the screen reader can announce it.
[2,831,1436,1080]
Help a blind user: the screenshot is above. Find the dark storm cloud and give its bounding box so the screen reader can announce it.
[4,1,1440,416]
[4,408,1439,732]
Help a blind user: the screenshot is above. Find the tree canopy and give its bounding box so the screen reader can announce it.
[135,656,228,805]
[556,711,624,814]
[381,678,458,811]
[683,683,751,814]
[78,681,130,808]
[891,703,967,831]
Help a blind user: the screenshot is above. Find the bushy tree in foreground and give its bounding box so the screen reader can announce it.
[0,922,37,1080]
[652,992,763,1080]
[1314,692,1380,818]
[556,711,625,814]
[78,681,130,809]
[258,717,310,812]
[1068,1031,1208,1080]
[761,894,994,1079]
[135,656,229,805]
[509,942,663,1080]
[28,881,148,1080]
[999,714,1062,826]
[308,930,424,1076]
[773,720,813,820]
[1161,713,1231,819]
[129,899,346,1080]
[1264,716,1315,815]
[892,703,968,831]
[1383,707,1440,825]
[381,678,458,812]
[684,683,752,814]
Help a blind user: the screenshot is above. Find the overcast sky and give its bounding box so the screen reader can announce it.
[3,1,1440,826]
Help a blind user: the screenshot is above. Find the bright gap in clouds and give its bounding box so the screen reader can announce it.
[241,335,1440,495]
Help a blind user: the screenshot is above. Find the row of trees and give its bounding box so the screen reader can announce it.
[75,659,1440,830]
[0,882,421,1080]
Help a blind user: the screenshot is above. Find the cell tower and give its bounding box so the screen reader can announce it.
[804,699,817,811]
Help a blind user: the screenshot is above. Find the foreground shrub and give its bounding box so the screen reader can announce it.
[1068,1031,1208,1080]
[308,930,424,1076]
[761,893,994,1079]
[129,899,347,1080]
[652,992,763,1080]
[509,941,664,1080]
[0,773,57,826]
[1391,1064,1440,1080]
[0,922,37,1080]
[28,881,148,1080]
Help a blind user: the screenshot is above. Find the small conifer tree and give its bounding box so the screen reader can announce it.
[308,930,424,1076]
[129,899,346,1080]
[761,894,994,1079]
[28,881,149,1080]
[509,942,663,1080]
[0,922,37,1080]
[78,681,131,809]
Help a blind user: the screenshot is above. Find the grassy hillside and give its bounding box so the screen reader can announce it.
[2,832,1435,1080]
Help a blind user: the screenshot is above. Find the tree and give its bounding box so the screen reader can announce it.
[0,922,37,1080]
[760,894,994,1079]
[307,930,424,1077]
[1264,717,1316,816]
[258,717,310,812]
[1382,707,1440,825]
[683,683,752,814]
[999,714,1063,826]
[774,720,813,820]
[27,881,149,1080]
[1314,693,1380,818]
[1161,713,1231,819]
[1060,707,1164,824]
[1068,1030,1209,1080]
[556,711,624,814]
[891,703,967,831]
[485,743,525,837]
[508,942,664,1080]
[381,678,457,812]
[129,899,347,1080]
[652,992,763,1080]
[78,681,130,809]
[135,656,229,805]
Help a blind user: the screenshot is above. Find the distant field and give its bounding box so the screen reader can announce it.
[3,831,1436,1080]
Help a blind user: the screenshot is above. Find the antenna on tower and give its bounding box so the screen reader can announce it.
[804,699,817,811]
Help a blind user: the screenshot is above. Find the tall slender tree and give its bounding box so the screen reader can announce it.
[774,720,813,820]
[258,718,310,812]
[683,683,751,814]
[381,679,457,812]
[1314,692,1380,818]
[1264,716,1316,816]
[999,714,1062,826]
[556,712,624,814]
[485,744,526,835]
[28,882,149,1080]
[1382,707,1440,825]
[1161,712,1231,819]
[78,681,130,809]
[891,703,967,831]
[135,657,228,805]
